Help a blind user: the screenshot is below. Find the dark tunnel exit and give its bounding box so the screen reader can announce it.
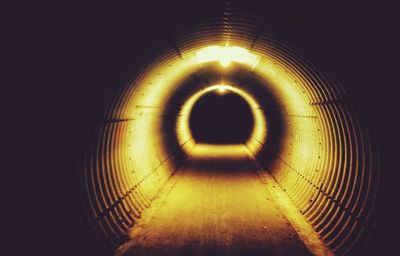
[189,90,254,144]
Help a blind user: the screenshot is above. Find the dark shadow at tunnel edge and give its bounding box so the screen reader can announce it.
[232,68,286,171]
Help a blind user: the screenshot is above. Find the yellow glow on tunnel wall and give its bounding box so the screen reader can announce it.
[195,46,260,68]
[123,55,199,199]
[176,84,267,155]
[121,45,273,200]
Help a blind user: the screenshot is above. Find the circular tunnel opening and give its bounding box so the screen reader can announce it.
[189,89,254,144]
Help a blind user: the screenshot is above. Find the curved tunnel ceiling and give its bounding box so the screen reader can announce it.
[75,15,384,256]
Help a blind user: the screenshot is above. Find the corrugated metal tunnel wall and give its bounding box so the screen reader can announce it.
[76,15,382,256]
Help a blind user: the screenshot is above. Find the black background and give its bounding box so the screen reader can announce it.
[9,1,399,255]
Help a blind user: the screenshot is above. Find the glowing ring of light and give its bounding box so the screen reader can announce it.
[176,84,267,154]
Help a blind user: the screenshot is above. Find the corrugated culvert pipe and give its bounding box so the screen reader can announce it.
[53,3,398,256]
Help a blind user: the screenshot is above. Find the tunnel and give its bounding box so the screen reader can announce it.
[77,27,375,255]
[50,1,399,256]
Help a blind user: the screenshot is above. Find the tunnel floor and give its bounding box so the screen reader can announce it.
[115,144,316,256]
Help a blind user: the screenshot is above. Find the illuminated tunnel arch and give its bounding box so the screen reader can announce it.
[177,84,267,154]
[82,18,379,255]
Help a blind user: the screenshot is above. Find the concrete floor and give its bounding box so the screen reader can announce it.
[115,145,318,256]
